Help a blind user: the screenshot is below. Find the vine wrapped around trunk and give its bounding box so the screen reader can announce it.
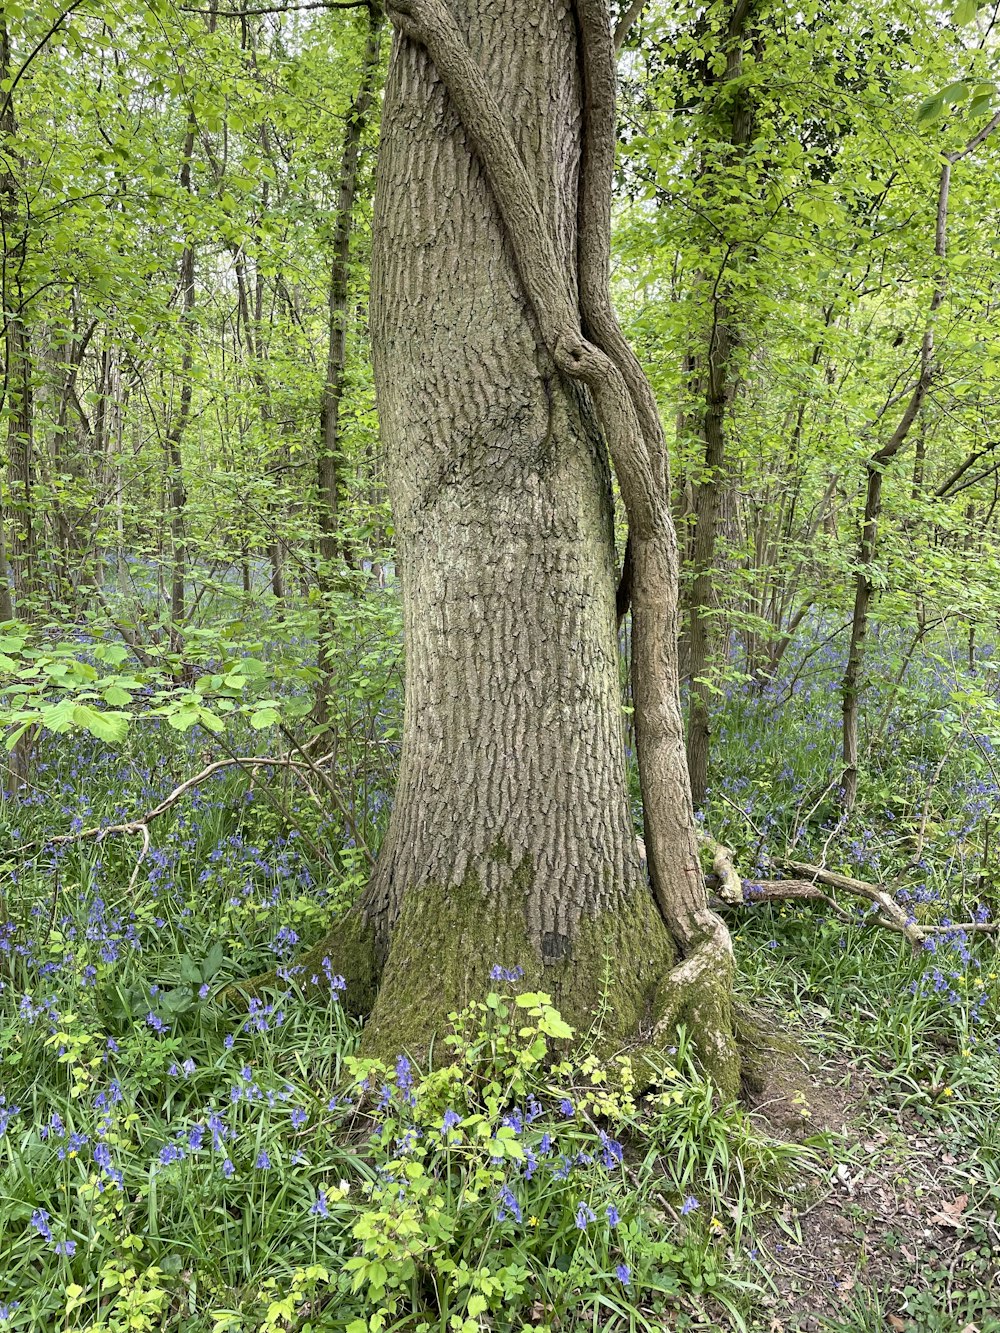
[234,0,741,1097]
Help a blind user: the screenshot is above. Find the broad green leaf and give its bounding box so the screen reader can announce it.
[916,95,944,126]
[71,705,129,744]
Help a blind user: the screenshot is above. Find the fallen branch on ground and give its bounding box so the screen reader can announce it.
[42,753,335,846]
[702,843,999,949]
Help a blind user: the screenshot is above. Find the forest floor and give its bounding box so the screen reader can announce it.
[740,1034,999,1333]
[3,624,1000,1332]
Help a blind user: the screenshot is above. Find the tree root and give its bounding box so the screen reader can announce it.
[648,915,741,1103]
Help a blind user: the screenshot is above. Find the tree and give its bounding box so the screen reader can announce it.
[290,0,740,1093]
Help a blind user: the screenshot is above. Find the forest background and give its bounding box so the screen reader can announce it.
[2,0,1000,1330]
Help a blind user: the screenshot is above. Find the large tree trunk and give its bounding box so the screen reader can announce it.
[361,0,672,1052]
[261,0,738,1094]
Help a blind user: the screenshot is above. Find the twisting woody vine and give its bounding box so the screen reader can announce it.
[382,0,735,1033]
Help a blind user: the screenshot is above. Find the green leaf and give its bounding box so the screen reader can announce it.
[72,705,129,744]
[916,95,945,127]
[4,723,31,752]
[166,706,200,733]
[203,943,225,979]
[954,0,980,22]
[197,707,225,734]
[941,80,970,105]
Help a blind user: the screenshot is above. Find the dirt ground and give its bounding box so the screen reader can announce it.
[741,1049,1000,1332]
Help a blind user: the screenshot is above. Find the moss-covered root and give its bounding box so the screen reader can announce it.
[219,908,380,1018]
[649,923,741,1104]
[732,1007,806,1098]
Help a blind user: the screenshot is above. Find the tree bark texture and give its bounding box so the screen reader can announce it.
[324,0,739,1089]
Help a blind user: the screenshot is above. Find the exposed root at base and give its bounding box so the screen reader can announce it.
[649,915,741,1103]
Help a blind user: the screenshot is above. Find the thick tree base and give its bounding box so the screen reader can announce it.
[225,881,743,1103]
[361,875,678,1063]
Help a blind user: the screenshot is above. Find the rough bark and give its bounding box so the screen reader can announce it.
[285,0,738,1092]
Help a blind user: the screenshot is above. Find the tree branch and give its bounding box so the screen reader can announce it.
[613,0,646,52]
[180,1,372,14]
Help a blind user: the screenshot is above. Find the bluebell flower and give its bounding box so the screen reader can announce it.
[52,1239,76,1256]
[395,1055,412,1092]
[310,1190,329,1218]
[497,1186,522,1224]
[599,1131,623,1168]
[607,1205,620,1226]
[680,1195,700,1215]
[255,1150,272,1170]
[31,1208,53,1242]
[489,964,524,982]
[616,1263,631,1285]
[441,1108,461,1134]
[575,1202,596,1229]
[290,1107,308,1129]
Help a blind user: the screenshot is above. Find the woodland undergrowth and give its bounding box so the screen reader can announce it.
[1,607,999,1331]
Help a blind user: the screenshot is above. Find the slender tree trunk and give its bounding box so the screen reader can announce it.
[1,18,35,615]
[293,0,738,1091]
[315,3,384,728]
[840,111,1000,811]
[684,0,758,809]
[166,124,197,645]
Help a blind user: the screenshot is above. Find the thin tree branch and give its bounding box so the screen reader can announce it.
[0,0,88,124]
[181,0,372,13]
[613,0,646,51]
